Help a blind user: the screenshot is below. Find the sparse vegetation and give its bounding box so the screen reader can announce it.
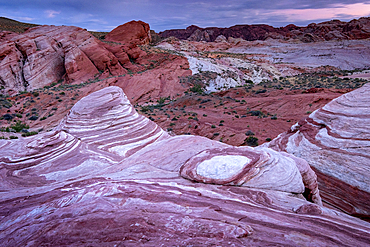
[244,136,259,147]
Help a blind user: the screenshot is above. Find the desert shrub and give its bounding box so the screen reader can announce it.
[266,138,272,142]
[245,130,255,136]
[10,121,29,132]
[248,110,263,117]
[32,91,39,97]
[29,115,38,121]
[190,84,204,94]
[255,89,267,94]
[211,125,216,128]
[244,136,259,147]
[2,114,13,120]
[9,136,18,139]
[157,97,167,105]
[22,131,38,137]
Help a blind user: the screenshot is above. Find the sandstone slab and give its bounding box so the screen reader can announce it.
[268,83,370,220]
[1,86,370,245]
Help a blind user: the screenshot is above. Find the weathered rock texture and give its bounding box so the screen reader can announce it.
[0,22,192,104]
[159,17,370,42]
[268,83,370,221]
[0,25,126,94]
[1,86,370,246]
[105,20,151,45]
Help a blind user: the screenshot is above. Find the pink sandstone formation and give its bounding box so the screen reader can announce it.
[268,82,370,221]
[0,22,192,104]
[1,86,370,246]
[0,25,126,94]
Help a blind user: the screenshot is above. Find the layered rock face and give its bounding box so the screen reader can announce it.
[0,22,192,105]
[1,86,370,246]
[268,83,370,220]
[0,25,126,94]
[159,17,370,42]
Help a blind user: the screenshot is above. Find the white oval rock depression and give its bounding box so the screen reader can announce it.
[196,155,251,180]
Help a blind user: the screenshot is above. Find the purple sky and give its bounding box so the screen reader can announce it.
[1,0,370,32]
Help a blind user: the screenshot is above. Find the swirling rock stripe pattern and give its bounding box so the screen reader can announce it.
[268,83,370,220]
[0,86,369,245]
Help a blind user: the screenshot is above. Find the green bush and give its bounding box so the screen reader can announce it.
[9,136,18,139]
[10,121,29,132]
[22,131,38,137]
[190,84,204,94]
[244,136,259,147]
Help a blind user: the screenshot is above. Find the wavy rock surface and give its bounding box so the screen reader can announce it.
[268,83,370,220]
[1,86,370,246]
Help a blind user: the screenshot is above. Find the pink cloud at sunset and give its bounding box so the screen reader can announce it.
[266,3,370,23]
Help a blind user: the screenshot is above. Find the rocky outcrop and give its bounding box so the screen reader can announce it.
[104,20,152,63]
[268,82,370,221]
[0,21,190,100]
[105,20,151,45]
[1,86,370,246]
[159,17,370,42]
[0,25,127,94]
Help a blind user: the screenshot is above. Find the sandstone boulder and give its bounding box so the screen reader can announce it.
[268,82,370,220]
[105,20,151,45]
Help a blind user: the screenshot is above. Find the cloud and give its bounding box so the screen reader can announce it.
[17,16,35,22]
[262,3,370,23]
[45,10,61,18]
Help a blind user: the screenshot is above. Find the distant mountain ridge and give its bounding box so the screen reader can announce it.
[159,17,370,42]
[0,17,39,33]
